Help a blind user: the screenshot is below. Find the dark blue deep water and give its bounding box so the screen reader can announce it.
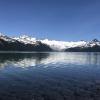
[0,52,100,100]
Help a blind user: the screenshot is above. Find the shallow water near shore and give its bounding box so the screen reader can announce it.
[0,52,100,100]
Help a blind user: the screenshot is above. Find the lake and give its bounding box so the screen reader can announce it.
[0,52,100,100]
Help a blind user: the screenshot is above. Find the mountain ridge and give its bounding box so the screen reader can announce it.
[0,33,100,52]
[0,34,52,51]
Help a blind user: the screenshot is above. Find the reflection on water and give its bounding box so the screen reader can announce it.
[0,53,49,68]
[0,52,100,68]
[0,52,100,100]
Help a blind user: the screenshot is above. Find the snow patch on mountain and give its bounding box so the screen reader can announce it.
[40,39,86,51]
[14,35,36,44]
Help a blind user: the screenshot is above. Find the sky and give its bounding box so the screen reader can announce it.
[0,0,100,41]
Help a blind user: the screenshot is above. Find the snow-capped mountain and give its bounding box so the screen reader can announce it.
[0,34,52,51]
[12,35,100,51]
[14,35,36,44]
[14,35,87,51]
[0,33,100,52]
[85,39,100,47]
[0,33,16,42]
[65,39,100,52]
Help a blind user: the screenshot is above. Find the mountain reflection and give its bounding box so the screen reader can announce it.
[0,52,100,68]
[0,53,49,68]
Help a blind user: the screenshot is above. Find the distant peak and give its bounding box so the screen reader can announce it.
[92,39,99,42]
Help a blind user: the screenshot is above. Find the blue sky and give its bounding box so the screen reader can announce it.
[0,0,100,41]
